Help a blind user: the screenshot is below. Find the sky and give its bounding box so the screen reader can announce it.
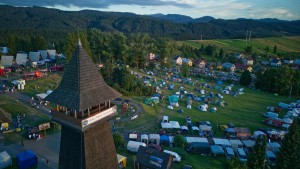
[0,0,299,20]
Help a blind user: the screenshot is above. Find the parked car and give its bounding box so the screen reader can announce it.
[163,150,181,162]
[225,147,235,159]
[236,148,247,162]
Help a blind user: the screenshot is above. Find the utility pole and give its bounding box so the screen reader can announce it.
[289,84,293,100]
[246,30,248,42]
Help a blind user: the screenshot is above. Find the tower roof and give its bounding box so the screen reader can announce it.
[46,41,121,111]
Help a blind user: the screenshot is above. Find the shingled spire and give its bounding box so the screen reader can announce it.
[46,39,121,111]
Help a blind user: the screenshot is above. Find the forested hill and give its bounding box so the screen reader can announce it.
[0,5,300,42]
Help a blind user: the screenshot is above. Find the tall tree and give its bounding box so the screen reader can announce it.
[239,70,252,86]
[7,34,17,55]
[273,45,277,54]
[276,118,300,169]
[181,63,189,78]
[219,48,224,59]
[247,136,268,169]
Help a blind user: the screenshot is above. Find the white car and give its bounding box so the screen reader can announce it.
[163,150,181,162]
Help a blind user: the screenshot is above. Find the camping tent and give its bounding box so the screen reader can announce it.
[0,151,12,168]
[210,107,217,112]
[198,105,208,112]
[17,150,37,169]
[16,53,28,65]
[38,50,48,60]
[253,131,267,139]
[149,134,160,145]
[141,134,149,145]
[168,95,179,107]
[216,81,223,85]
[0,56,14,66]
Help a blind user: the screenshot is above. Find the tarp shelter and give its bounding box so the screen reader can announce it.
[161,121,180,129]
[47,50,57,59]
[16,53,28,65]
[17,150,37,169]
[199,125,212,132]
[149,134,160,145]
[213,138,231,147]
[0,151,12,168]
[216,81,223,85]
[229,140,243,151]
[210,145,225,155]
[141,134,149,144]
[0,56,13,66]
[117,154,127,168]
[185,137,208,144]
[29,52,41,62]
[0,67,4,75]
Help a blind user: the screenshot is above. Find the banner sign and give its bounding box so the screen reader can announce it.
[39,122,50,131]
[82,106,117,128]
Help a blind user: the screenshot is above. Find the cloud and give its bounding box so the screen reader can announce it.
[0,0,193,9]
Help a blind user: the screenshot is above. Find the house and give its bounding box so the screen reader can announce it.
[242,58,254,65]
[0,47,9,54]
[173,56,182,66]
[295,59,300,65]
[235,64,253,72]
[253,64,266,73]
[270,59,281,67]
[222,62,236,72]
[283,58,294,64]
[269,56,279,62]
[194,60,206,68]
[148,53,157,61]
[235,53,245,59]
[261,60,269,65]
[136,146,173,169]
[182,58,193,67]
[16,53,28,66]
[47,50,57,60]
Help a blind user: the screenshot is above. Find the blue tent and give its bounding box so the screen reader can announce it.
[168,95,179,103]
[17,150,37,169]
[153,93,161,98]
[168,84,174,90]
[160,135,169,144]
[217,81,223,85]
[210,145,225,155]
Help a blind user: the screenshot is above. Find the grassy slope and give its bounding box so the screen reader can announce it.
[184,36,300,58]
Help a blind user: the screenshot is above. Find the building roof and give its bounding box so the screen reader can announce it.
[137,146,172,169]
[29,52,41,62]
[0,55,14,66]
[46,41,121,111]
[16,53,28,65]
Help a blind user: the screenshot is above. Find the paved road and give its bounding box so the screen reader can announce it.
[0,133,60,169]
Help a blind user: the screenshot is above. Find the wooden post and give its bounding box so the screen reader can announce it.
[88,108,90,117]
[109,100,110,107]
[74,110,77,118]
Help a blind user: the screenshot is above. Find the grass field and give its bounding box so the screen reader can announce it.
[0,94,51,145]
[115,68,295,169]
[183,36,300,58]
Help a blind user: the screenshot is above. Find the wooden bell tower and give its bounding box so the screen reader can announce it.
[46,40,121,169]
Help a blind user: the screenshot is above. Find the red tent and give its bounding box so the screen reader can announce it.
[0,69,4,75]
